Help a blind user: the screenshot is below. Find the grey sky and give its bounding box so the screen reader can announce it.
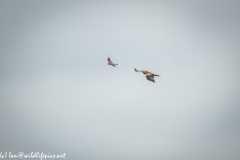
[1,0,240,160]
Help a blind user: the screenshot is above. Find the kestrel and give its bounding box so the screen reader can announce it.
[134,68,160,83]
[107,58,118,67]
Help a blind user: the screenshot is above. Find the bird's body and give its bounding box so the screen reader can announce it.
[107,58,118,67]
[134,68,160,83]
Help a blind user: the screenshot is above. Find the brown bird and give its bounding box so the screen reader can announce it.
[134,68,160,83]
[107,58,118,67]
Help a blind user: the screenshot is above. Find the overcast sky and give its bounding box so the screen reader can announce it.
[1,0,240,160]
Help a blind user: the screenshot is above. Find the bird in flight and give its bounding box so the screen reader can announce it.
[107,58,118,67]
[134,68,160,83]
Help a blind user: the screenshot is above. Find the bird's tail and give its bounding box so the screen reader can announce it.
[154,74,160,76]
[134,68,139,72]
[115,64,118,65]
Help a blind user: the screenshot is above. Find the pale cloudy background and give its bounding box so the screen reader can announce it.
[0,0,240,160]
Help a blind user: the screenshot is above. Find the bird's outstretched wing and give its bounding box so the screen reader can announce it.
[108,58,112,63]
[134,68,141,72]
[146,75,155,83]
